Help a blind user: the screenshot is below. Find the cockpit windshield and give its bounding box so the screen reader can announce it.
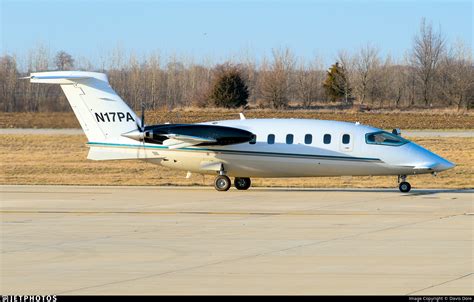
[365,131,408,146]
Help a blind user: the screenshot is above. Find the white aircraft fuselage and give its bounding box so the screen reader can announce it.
[90,118,453,178]
[27,71,455,192]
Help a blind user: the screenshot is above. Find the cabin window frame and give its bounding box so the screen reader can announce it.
[267,134,275,144]
[323,134,332,144]
[342,134,350,144]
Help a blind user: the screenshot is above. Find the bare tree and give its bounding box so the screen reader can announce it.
[145,53,163,110]
[370,56,394,107]
[165,55,185,109]
[26,44,51,111]
[439,40,473,110]
[259,48,296,109]
[411,18,446,107]
[54,51,74,70]
[128,53,144,110]
[239,53,258,105]
[336,51,354,104]
[189,64,213,108]
[353,44,379,105]
[0,55,18,112]
[0,31,471,113]
[387,64,409,108]
[295,56,324,108]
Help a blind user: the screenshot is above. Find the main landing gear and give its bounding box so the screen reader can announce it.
[398,175,411,193]
[234,177,251,190]
[213,174,251,191]
[214,175,231,191]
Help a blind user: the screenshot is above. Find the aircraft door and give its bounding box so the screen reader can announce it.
[339,133,353,152]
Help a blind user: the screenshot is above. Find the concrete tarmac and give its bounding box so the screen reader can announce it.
[1,185,473,295]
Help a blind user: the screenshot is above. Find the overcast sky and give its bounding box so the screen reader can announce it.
[1,0,472,66]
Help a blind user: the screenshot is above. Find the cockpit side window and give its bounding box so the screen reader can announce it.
[365,131,408,146]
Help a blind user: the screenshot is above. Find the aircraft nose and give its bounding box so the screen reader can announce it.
[434,158,455,172]
[408,142,455,173]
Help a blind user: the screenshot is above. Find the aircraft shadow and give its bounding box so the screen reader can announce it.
[254,188,473,195]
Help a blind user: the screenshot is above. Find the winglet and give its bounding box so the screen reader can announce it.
[239,112,246,120]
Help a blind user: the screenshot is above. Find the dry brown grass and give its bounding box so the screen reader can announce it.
[1,134,472,189]
[1,109,473,129]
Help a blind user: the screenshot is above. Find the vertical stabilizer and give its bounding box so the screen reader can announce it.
[29,71,139,143]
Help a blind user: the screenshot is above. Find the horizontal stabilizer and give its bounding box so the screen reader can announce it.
[28,72,98,84]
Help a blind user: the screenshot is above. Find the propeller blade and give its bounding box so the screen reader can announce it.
[141,103,145,130]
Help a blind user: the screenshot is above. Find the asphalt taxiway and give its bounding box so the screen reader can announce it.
[1,185,473,295]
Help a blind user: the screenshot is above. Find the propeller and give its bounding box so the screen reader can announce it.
[122,101,147,141]
[134,102,146,132]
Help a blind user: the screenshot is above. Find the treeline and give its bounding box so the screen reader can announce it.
[0,19,472,112]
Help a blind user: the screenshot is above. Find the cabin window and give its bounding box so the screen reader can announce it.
[342,134,350,144]
[286,134,294,144]
[267,134,275,144]
[304,134,312,144]
[365,131,408,146]
[323,134,331,144]
[249,134,257,144]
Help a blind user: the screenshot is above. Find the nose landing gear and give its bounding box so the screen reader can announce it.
[398,175,411,193]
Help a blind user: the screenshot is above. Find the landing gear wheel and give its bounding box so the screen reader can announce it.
[214,175,231,191]
[399,181,411,193]
[234,177,251,190]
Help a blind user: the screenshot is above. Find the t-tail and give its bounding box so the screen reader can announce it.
[28,71,140,143]
[28,71,143,160]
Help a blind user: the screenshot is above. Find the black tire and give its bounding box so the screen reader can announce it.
[234,177,251,190]
[214,175,231,191]
[399,181,411,193]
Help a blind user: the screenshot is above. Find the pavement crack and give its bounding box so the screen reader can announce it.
[406,272,473,295]
[54,252,274,294]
